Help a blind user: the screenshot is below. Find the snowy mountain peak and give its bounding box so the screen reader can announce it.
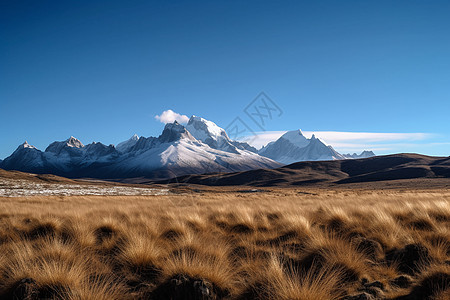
[159,121,196,143]
[116,134,140,153]
[186,115,228,141]
[185,115,258,153]
[280,130,309,149]
[164,120,185,132]
[187,115,253,153]
[45,137,84,153]
[66,136,84,148]
[21,141,36,149]
[4,141,44,172]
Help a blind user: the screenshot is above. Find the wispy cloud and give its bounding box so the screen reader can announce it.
[302,132,432,143]
[240,131,436,154]
[155,109,189,124]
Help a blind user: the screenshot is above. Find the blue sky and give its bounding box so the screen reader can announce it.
[1,0,449,159]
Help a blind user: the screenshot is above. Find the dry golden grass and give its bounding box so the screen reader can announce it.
[0,187,449,299]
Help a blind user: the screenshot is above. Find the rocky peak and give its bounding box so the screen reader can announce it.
[158,121,196,143]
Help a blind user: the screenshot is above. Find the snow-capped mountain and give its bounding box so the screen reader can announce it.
[1,142,46,173]
[1,137,120,177]
[259,130,347,164]
[0,116,376,179]
[0,117,280,180]
[112,121,278,179]
[45,137,118,168]
[45,136,84,153]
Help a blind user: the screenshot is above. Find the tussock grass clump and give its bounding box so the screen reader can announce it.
[0,189,449,299]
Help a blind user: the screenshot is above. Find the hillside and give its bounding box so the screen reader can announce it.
[160,154,450,187]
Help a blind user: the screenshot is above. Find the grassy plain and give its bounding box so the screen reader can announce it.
[0,186,449,299]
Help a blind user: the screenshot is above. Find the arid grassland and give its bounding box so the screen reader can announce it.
[0,188,449,299]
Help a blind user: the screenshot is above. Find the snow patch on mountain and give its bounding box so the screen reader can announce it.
[45,136,84,154]
[22,141,37,149]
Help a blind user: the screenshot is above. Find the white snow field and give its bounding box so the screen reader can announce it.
[0,178,169,197]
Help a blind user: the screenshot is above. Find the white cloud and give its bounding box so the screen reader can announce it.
[155,109,189,124]
[302,132,432,143]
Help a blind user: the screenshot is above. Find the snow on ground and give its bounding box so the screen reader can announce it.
[0,178,169,197]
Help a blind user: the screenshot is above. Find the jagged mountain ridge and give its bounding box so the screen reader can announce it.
[343,150,376,159]
[0,117,280,180]
[0,116,375,179]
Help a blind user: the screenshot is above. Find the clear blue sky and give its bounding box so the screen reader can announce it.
[1,0,449,158]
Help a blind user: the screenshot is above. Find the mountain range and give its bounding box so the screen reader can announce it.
[0,115,374,180]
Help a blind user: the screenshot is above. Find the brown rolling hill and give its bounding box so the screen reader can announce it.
[158,153,450,187]
[0,168,154,188]
[0,168,79,183]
